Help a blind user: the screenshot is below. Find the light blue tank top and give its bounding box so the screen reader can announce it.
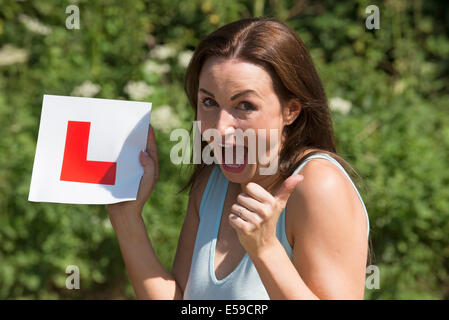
[183,153,370,300]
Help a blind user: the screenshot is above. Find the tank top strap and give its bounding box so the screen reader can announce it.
[291,153,370,238]
[199,165,228,221]
[199,165,294,258]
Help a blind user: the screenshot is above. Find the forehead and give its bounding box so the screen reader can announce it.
[199,57,274,94]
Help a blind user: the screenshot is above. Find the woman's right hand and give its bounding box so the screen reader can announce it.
[107,124,159,216]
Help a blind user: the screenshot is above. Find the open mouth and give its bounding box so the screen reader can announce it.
[219,143,248,173]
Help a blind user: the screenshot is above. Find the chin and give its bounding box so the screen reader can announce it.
[219,163,257,184]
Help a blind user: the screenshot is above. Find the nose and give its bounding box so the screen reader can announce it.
[216,109,236,139]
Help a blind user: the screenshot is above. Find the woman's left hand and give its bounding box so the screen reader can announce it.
[229,174,304,256]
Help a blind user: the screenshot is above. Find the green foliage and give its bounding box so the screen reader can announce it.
[0,0,447,299]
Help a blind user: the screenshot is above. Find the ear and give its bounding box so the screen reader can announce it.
[283,99,302,126]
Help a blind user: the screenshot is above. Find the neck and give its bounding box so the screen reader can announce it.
[238,147,316,195]
[239,171,282,195]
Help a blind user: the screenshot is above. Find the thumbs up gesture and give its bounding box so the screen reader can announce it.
[229,174,304,256]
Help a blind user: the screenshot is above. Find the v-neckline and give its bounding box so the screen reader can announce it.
[209,171,249,285]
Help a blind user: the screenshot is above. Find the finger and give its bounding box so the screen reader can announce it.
[230,204,247,221]
[229,212,254,233]
[243,182,274,204]
[236,193,264,213]
[146,124,159,164]
[274,174,304,205]
[231,204,263,225]
[140,150,152,167]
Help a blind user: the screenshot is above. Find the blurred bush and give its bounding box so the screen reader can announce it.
[0,0,447,299]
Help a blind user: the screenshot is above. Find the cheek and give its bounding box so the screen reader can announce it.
[264,109,284,151]
[254,120,283,160]
[197,115,216,145]
[197,107,216,127]
[257,128,282,156]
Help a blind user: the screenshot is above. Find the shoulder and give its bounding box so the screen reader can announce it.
[285,156,366,246]
[293,157,353,203]
[284,157,369,298]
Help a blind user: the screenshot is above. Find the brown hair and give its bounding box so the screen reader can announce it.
[182,17,373,265]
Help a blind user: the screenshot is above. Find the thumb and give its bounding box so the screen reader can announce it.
[274,174,304,205]
[140,150,152,167]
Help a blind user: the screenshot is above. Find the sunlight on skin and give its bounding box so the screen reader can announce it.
[196,57,300,193]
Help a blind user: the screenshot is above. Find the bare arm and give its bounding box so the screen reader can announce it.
[107,125,182,299]
[286,160,368,299]
[172,165,213,293]
[234,159,368,299]
[109,165,212,299]
[108,206,183,299]
[107,124,213,299]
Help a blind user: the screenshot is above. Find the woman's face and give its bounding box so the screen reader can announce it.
[197,57,298,184]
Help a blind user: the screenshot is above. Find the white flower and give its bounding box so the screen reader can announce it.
[0,45,28,66]
[178,50,193,68]
[329,97,352,115]
[394,80,405,95]
[150,105,182,132]
[18,14,52,36]
[124,81,153,100]
[142,60,171,75]
[102,218,112,229]
[158,63,170,74]
[90,215,100,225]
[150,45,177,60]
[71,80,101,97]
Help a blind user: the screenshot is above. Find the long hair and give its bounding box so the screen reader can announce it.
[181,17,373,265]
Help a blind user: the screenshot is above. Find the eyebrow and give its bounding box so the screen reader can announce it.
[199,88,260,101]
[199,88,215,98]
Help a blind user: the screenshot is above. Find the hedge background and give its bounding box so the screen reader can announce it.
[0,0,448,299]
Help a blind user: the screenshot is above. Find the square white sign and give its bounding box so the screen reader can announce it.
[28,94,152,204]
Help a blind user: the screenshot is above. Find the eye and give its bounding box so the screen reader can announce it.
[237,101,256,111]
[201,97,218,108]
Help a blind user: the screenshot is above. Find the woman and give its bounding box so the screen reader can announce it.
[108,17,371,300]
